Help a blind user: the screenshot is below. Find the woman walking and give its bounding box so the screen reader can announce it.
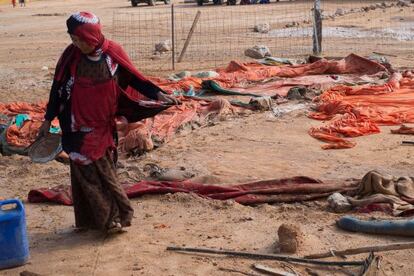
[39,12,178,234]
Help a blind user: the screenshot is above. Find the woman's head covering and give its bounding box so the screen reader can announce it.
[57,11,154,90]
[66,12,103,49]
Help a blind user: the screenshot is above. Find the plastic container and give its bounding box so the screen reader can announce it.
[0,199,29,270]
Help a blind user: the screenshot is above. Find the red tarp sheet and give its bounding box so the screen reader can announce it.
[27,176,358,206]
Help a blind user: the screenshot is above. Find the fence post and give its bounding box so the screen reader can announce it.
[171,4,176,71]
[312,0,322,55]
[178,11,201,63]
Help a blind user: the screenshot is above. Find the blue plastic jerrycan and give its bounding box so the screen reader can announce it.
[0,199,29,270]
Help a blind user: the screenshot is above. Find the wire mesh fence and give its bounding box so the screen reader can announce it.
[112,0,414,74]
[113,1,314,72]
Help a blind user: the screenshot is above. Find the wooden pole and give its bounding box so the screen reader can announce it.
[166,246,365,266]
[312,0,322,55]
[178,11,201,63]
[171,4,175,70]
[305,241,414,259]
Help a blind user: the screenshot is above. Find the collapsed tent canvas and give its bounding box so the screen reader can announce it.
[203,74,386,98]
[0,54,391,154]
[309,72,414,149]
[117,97,247,153]
[0,97,247,155]
[153,54,388,97]
[28,176,359,206]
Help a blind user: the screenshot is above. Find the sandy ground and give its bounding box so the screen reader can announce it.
[1,0,414,275]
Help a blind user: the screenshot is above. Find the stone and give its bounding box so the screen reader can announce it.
[285,21,299,28]
[397,0,411,7]
[175,71,192,78]
[41,66,48,71]
[155,40,171,52]
[254,23,270,33]
[244,45,271,59]
[278,223,302,254]
[327,193,352,213]
[335,8,345,16]
[192,71,219,78]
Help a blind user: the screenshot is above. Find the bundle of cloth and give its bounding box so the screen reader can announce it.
[329,170,414,217]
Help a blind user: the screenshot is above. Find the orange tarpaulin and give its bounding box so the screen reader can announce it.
[151,54,387,95]
[309,72,414,149]
[0,102,61,148]
[0,98,246,152]
[117,97,245,153]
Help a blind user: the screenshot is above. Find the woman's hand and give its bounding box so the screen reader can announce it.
[38,120,51,138]
[157,92,181,105]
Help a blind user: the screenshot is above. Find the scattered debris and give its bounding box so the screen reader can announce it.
[278,223,302,254]
[191,71,219,78]
[397,0,411,7]
[271,103,307,118]
[254,23,270,34]
[155,40,171,53]
[305,241,414,259]
[320,1,408,21]
[244,45,272,59]
[249,96,273,111]
[285,22,299,28]
[327,192,352,213]
[219,267,259,276]
[286,87,319,101]
[166,246,366,266]
[20,271,43,276]
[144,163,195,181]
[252,264,296,276]
[334,8,345,16]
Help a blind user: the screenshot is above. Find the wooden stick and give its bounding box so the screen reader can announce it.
[166,246,364,266]
[252,264,296,276]
[177,11,201,63]
[402,141,414,145]
[218,267,259,276]
[305,242,414,259]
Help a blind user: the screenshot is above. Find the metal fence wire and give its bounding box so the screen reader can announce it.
[112,0,414,73]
